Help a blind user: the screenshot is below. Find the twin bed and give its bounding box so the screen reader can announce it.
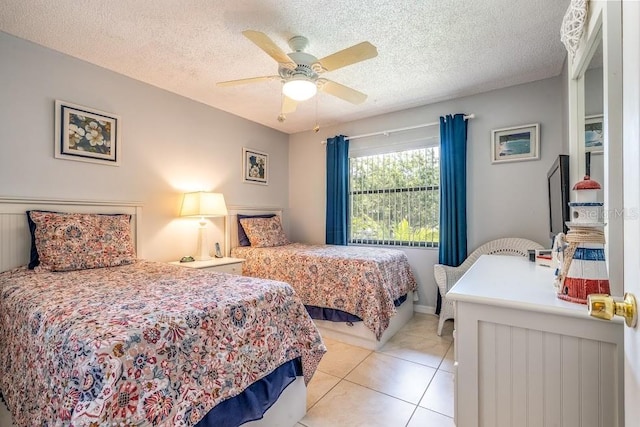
[226,207,418,350]
[0,198,325,427]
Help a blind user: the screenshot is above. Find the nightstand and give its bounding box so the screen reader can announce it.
[169,257,245,275]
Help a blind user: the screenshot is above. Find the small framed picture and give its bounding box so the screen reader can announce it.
[242,147,268,185]
[54,100,121,166]
[491,123,540,164]
[585,114,604,154]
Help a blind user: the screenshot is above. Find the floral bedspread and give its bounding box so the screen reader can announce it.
[0,261,325,426]
[231,244,417,340]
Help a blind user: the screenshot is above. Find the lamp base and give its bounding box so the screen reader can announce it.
[195,219,211,261]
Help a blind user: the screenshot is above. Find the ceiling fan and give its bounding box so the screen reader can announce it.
[217,30,378,115]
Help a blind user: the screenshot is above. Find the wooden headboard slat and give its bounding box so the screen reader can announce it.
[0,197,143,272]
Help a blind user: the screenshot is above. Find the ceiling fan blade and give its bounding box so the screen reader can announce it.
[217,75,279,87]
[317,41,378,72]
[242,30,296,69]
[282,96,298,114]
[319,79,367,104]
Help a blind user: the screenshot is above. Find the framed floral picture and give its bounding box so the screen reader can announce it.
[54,100,121,166]
[585,114,604,153]
[242,147,268,185]
[491,123,540,164]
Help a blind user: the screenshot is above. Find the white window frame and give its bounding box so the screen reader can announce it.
[348,137,440,248]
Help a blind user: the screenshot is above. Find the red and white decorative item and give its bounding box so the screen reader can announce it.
[553,157,609,304]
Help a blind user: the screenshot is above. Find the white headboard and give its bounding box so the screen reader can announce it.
[225,205,284,256]
[0,197,143,273]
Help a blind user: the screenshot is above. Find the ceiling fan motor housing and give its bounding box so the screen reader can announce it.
[279,51,319,82]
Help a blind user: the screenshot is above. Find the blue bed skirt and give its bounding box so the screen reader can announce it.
[196,357,303,427]
[305,294,408,323]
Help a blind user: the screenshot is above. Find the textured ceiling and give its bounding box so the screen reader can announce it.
[0,0,570,134]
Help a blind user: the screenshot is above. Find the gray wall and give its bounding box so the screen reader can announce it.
[585,67,604,116]
[289,76,565,311]
[562,57,570,154]
[585,66,605,196]
[0,32,289,261]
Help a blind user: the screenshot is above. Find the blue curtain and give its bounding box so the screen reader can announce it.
[437,114,468,314]
[326,135,349,245]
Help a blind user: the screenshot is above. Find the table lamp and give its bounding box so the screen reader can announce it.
[180,191,227,260]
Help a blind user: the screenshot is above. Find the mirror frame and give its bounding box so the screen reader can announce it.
[567,0,623,295]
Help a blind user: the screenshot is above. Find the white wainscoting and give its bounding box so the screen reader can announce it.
[477,320,617,427]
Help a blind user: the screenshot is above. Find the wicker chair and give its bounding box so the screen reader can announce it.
[433,237,544,336]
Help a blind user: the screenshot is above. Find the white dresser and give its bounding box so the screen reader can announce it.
[448,255,623,427]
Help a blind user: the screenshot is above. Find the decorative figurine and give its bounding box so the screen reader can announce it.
[553,153,610,304]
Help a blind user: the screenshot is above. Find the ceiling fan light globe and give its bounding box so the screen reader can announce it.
[282,79,317,101]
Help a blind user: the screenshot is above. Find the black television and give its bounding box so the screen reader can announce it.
[547,154,570,240]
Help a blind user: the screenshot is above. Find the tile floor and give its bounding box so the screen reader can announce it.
[296,313,455,427]
[0,314,455,427]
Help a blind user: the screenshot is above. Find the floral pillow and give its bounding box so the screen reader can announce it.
[239,216,290,248]
[27,210,136,271]
[237,213,275,246]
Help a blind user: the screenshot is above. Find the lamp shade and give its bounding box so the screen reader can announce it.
[180,192,228,217]
[282,78,317,101]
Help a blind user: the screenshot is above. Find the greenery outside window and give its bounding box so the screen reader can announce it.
[349,146,439,247]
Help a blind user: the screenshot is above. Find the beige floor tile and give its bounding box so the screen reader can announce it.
[301,380,415,427]
[440,319,455,338]
[306,370,341,409]
[345,352,436,404]
[407,407,455,427]
[400,312,455,339]
[398,313,440,337]
[316,337,372,378]
[439,342,456,373]
[379,330,452,368]
[419,370,455,417]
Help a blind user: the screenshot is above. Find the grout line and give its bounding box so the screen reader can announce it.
[341,377,423,406]
[405,405,420,427]
[415,366,438,407]
[305,373,342,411]
[311,352,434,411]
[335,377,455,422]
[307,346,373,411]
[373,341,452,371]
[342,350,373,378]
[306,318,455,424]
[434,341,454,370]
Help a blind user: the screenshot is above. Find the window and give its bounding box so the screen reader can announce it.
[349,146,440,247]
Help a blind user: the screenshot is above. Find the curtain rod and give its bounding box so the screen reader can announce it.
[320,113,475,144]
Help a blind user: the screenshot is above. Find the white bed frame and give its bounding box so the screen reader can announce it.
[0,197,306,427]
[311,293,414,351]
[226,206,414,351]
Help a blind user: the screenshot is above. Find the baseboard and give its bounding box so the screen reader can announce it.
[413,304,436,315]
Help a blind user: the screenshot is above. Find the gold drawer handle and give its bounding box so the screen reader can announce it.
[587,293,637,327]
